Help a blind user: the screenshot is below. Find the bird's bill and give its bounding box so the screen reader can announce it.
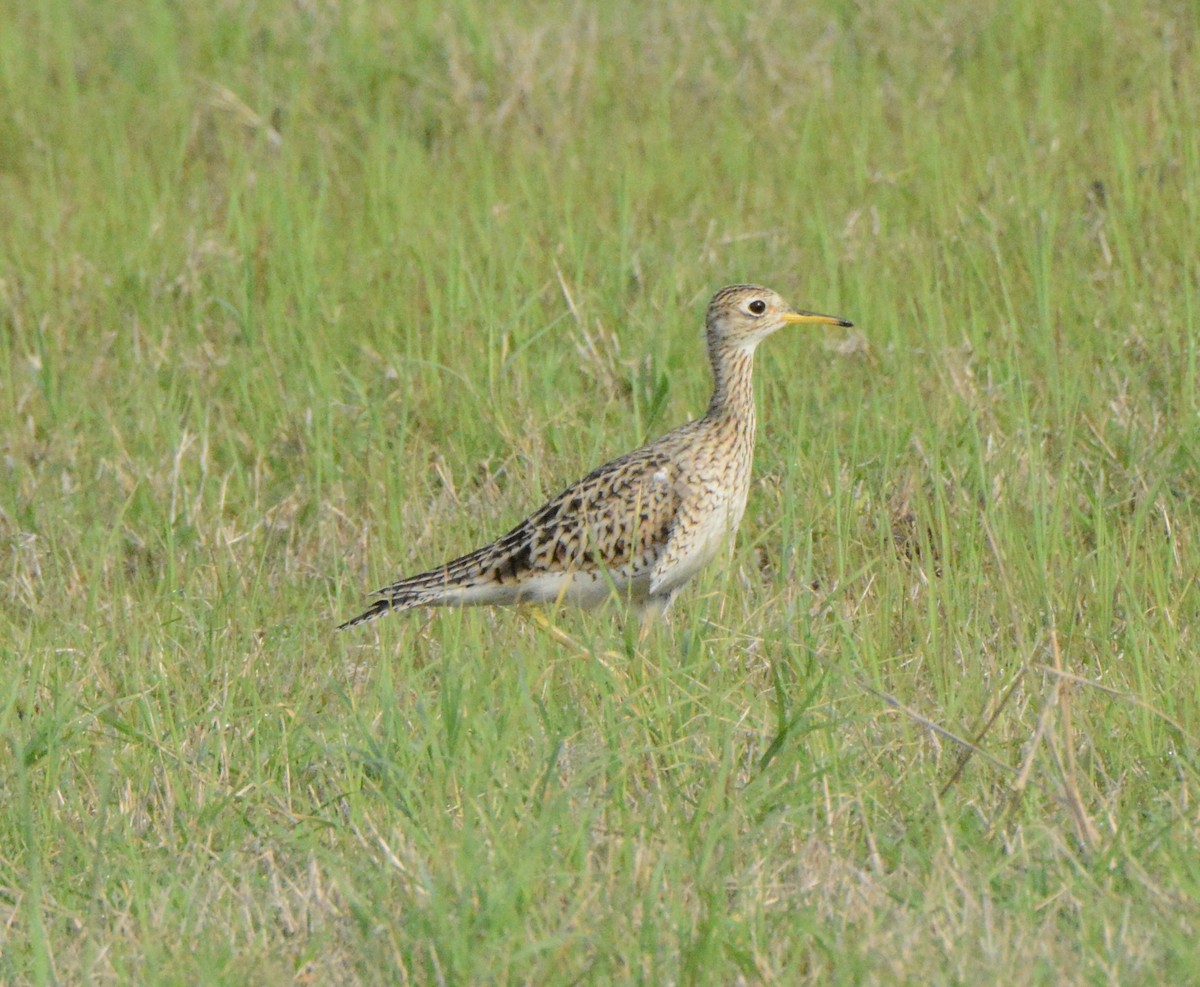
[781,310,854,328]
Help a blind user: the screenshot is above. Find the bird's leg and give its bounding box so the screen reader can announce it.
[634,592,676,644]
[522,606,580,650]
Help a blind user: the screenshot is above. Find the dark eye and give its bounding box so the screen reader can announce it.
[748,299,767,316]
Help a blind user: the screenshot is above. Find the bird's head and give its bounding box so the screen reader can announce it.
[705,284,852,354]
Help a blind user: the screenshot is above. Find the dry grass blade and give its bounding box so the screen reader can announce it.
[939,666,1027,797]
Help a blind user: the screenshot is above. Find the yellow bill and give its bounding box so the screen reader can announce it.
[781,309,854,328]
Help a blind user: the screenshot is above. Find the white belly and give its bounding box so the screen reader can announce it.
[443,565,651,610]
[650,482,748,597]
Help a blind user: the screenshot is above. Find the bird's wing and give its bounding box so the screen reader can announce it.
[340,447,685,627]
[517,446,685,579]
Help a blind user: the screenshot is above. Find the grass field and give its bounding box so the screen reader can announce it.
[2,0,1199,982]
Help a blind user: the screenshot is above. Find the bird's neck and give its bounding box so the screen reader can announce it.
[705,342,758,431]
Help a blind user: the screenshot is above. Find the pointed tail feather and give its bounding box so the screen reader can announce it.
[337,560,489,629]
[337,596,398,629]
[338,581,442,628]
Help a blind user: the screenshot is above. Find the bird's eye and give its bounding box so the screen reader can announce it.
[747,299,767,316]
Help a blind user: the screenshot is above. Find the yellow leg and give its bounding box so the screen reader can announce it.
[635,592,675,643]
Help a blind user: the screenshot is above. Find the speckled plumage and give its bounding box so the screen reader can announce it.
[339,285,852,630]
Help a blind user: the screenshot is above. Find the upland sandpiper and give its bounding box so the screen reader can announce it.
[339,284,852,630]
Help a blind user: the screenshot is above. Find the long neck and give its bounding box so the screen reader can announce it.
[705,340,758,428]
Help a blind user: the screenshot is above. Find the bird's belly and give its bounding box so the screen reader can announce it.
[658,521,728,591]
[653,487,747,595]
[458,567,651,610]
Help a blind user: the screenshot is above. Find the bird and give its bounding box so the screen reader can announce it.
[339,284,852,630]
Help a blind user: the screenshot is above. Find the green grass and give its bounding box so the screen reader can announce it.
[2,0,1199,982]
